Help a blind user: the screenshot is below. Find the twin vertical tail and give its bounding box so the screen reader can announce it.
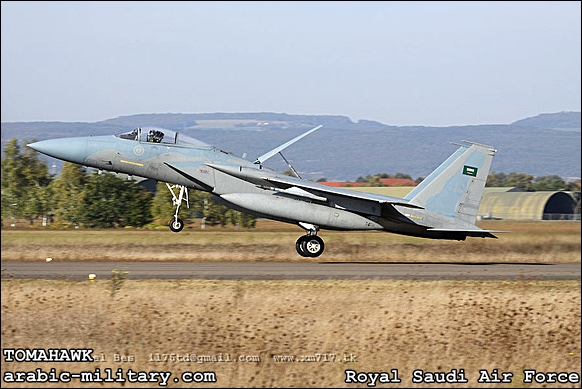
[404,141,497,230]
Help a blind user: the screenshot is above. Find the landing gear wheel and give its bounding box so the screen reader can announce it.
[295,235,325,257]
[296,236,310,257]
[169,218,184,232]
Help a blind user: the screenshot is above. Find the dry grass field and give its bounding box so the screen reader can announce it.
[1,221,581,388]
[1,220,580,263]
[1,280,580,388]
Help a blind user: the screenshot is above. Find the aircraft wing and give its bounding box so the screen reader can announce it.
[206,163,422,211]
[262,175,423,209]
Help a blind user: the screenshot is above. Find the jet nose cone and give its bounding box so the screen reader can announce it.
[26,141,46,152]
[27,137,89,164]
[27,139,58,155]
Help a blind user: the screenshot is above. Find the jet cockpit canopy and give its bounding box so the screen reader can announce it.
[116,127,211,147]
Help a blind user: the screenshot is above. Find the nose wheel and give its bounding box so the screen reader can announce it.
[169,217,185,232]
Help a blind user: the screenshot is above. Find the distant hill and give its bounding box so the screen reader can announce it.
[2,111,580,181]
[511,111,580,130]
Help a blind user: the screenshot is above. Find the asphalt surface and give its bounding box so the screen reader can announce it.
[1,261,580,281]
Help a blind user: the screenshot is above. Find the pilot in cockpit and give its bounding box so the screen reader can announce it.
[147,130,164,143]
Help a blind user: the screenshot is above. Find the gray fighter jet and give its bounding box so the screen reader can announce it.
[28,125,500,257]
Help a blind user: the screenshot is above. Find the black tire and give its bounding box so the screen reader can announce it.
[296,236,310,257]
[169,218,184,232]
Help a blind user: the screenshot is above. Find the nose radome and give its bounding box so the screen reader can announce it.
[27,137,89,165]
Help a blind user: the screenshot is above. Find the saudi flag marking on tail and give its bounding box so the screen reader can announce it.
[463,165,478,177]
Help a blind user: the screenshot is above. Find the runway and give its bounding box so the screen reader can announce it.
[1,261,580,281]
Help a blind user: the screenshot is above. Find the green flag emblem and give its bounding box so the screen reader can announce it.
[463,165,478,177]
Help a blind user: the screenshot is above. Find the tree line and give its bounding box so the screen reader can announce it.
[348,172,579,192]
[1,138,579,228]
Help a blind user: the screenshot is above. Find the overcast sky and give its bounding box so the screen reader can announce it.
[1,1,580,126]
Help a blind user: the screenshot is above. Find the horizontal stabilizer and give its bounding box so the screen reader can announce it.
[427,228,509,239]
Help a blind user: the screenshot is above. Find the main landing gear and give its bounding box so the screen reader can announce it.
[167,183,189,232]
[295,223,325,257]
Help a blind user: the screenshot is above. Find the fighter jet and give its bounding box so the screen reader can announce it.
[27,125,500,257]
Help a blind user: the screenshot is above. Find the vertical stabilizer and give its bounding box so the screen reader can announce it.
[404,141,496,228]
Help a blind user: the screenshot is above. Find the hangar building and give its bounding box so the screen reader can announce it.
[478,189,578,220]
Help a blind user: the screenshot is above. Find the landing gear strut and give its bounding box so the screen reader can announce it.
[295,223,325,257]
[166,183,189,233]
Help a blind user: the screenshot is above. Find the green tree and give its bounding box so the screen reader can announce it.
[565,179,581,192]
[51,162,87,226]
[203,194,230,226]
[1,138,53,225]
[531,175,567,191]
[356,174,384,186]
[80,172,124,228]
[354,173,413,186]
[190,190,256,229]
[151,181,179,224]
[122,180,154,227]
[504,172,535,191]
[486,172,507,187]
[225,208,256,228]
[80,172,152,228]
[487,172,534,191]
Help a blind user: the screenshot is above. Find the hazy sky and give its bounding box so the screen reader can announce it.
[1,1,580,126]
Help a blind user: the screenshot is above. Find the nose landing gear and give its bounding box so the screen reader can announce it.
[167,183,189,233]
